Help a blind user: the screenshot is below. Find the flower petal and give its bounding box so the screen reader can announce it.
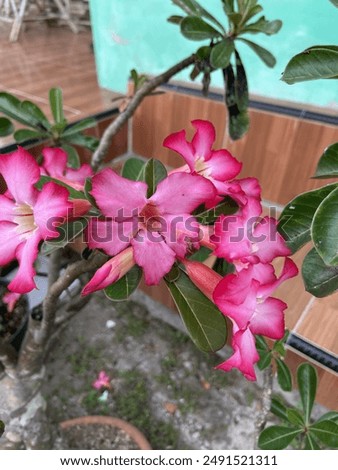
[0,147,40,205]
[91,168,147,218]
[0,221,22,265]
[191,119,215,160]
[250,297,286,339]
[33,182,72,239]
[131,229,176,285]
[258,257,298,299]
[41,147,67,179]
[150,173,216,215]
[0,194,16,222]
[65,164,94,184]
[213,214,252,262]
[163,129,196,171]
[8,232,41,293]
[160,213,200,257]
[206,149,242,181]
[253,217,291,263]
[85,218,134,256]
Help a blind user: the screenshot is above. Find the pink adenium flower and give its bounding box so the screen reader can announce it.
[0,148,72,293]
[84,169,216,286]
[41,147,93,190]
[163,119,242,206]
[92,371,111,390]
[3,291,21,313]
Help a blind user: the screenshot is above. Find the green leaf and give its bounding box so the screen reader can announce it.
[302,247,338,297]
[245,4,263,23]
[329,0,338,7]
[238,38,276,67]
[276,358,292,392]
[0,420,4,438]
[223,64,249,140]
[104,265,142,301]
[258,426,300,450]
[14,128,46,142]
[314,143,338,179]
[195,196,238,224]
[180,16,222,41]
[243,16,282,35]
[61,143,81,169]
[141,158,167,197]
[257,351,272,370]
[255,335,269,351]
[172,0,226,32]
[234,50,249,111]
[304,434,320,450]
[165,271,227,352]
[309,420,338,448]
[36,175,85,200]
[62,118,97,137]
[312,186,338,265]
[63,133,99,152]
[122,157,146,181]
[286,408,305,427]
[0,92,45,128]
[278,184,338,252]
[212,257,234,276]
[167,15,184,24]
[164,264,181,283]
[282,46,338,84]
[297,363,317,425]
[41,218,88,255]
[188,246,212,262]
[317,411,338,424]
[273,340,286,357]
[222,0,234,15]
[210,39,234,69]
[49,87,65,124]
[228,12,243,26]
[0,117,14,137]
[271,397,288,421]
[21,100,51,130]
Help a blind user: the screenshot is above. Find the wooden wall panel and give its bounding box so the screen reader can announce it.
[133,91,338,205]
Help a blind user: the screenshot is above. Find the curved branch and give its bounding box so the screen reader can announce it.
[254,365,274,449]
[91,54,196,171]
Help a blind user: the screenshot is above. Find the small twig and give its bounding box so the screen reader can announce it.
[254,365,274,449]
[91,54,196,171]
[47,251,61,289]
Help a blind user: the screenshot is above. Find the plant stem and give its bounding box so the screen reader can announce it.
[0,340,17,372]
[254,365,274,449]
[91,54,196,171]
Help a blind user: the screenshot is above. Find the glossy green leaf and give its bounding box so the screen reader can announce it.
[188,246,212,262]
[180,16,222,41]
[210,39,234,69]
[329,0,338,7]
[258,426,300,450]
[41,218,88,255]
[222,0,234,15]
[243,16,282,35]
[0,420,4,438]
[286,408,304,427]
[21,100,51,130]
[317,411,338,424]
[0,117,14,137]
[49,87,65,124]
[104,265,142,301]
[309,420,338,448]
[0,92,44,128]
[297,363,317,425]
[245,4,263,23]
[302,247,338,297]
[223,64,249,140]
[164,264,181,283]
[312,186,338,265]
[165,271,227,352]
[257,351,272,370]
[61,143,80,169]
[273,340,286,357]
[167,15,184,24]
[255,335,269,351]
[141,158,167,197]
[313,143,338,179]
[271,397,288,421]
[14,128,46,142]
[276,358,292,391]
[63,118,97,137]
[122,157,146,181]
[212,257,234,276]
[63,133,99,152]
[228,12,242,26]
[234,51,249,111]
[278,184,338,252]
[36,175,85,200]
[304,434,320,450]
[282,46,338,84]
[172,0,226,32]
[195,196,238,224]
[238,38,276,67]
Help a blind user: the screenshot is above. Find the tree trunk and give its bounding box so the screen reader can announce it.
[0,368,52,449]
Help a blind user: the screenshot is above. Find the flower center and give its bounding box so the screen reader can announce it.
[195,156,210,177]
[13,203,37,239]
[139,202,163,231]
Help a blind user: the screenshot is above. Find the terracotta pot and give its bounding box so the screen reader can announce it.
[60,416,152,450]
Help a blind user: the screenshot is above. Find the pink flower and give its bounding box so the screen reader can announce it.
[82,246,135,295]
[3,291,21,313]
[41,147,93,190]
[164,119,242,206]
[213,258,298,380]
[0,148,72,293]
[86,169,216,285]
[92,371,111,390]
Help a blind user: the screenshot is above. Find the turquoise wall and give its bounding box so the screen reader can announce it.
[89,0,338,109]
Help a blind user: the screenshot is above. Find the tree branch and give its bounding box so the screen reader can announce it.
[91,54,196,171]
[254,365,274,449]
[0,340,18,372]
